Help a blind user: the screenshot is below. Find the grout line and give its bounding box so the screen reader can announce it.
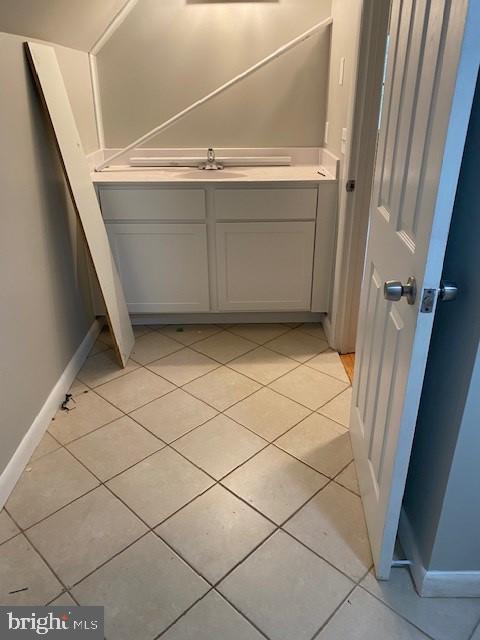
[4,321,370,633]
[468,619,480,640]
[14,529,77,606]
[355,582,438,640]
[152,587,216,640]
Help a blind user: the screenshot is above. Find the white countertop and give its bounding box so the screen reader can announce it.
[91,164,336,185]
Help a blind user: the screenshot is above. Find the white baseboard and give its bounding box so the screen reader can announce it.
[399,508,480,597]
[0,319,101,509]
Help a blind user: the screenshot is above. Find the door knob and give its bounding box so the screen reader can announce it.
[439,281,458,302]
[384,276,417,305]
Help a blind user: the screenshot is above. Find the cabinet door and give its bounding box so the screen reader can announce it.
[216,221,315,311]
[106,223,210,312]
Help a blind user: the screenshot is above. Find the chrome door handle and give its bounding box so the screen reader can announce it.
[439,281,458,302]
[384,276,417,305]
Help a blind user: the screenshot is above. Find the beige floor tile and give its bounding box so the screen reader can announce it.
[285,482,372,581]
[162,591,264,640]
[0,510,20,544]
[77,349,140,387]
[157,485,274,583]
[316,586,429,639]
[107,448,214,526]
[318,387,352,427]
[68,379,89,395]
[98,325,152,347]
[49,592,77,606]
[72,533,209,640]
[306,349,350,383]
[222,446,327,524]
[228,347,298,385]
[27,486,147,586]
[131,389,217,443]
[148,348,220,387]
[270,366,348,410]
[0,534,63,606]
[225,388,310,441]
[336,461,360,495]
[159,324,222,345]
[361,568,480,640]
[298,322,327,340]
[7,449,98,529]
[172,415,265,480]
[49,391,122,444]
[67,416,164,481]
[147,348,219,386]
[218,530,352,640]
[276,413,352,477]
[30,432,60,461]
[267,328,329,363]
[95,368,175,413]
[227,323,290,344]
[88,338,110,357]
[192,331,257,363]
[130,331,182,365]
[184,367,260,411]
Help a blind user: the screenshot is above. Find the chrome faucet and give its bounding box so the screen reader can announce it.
[198,148,223,170]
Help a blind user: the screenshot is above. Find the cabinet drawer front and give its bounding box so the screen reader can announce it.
[106,223,210,312]
[214,188,317,221]
[99,188,206,221]
[216,221,315,311]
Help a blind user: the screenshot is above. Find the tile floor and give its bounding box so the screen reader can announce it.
[2,323,480,640]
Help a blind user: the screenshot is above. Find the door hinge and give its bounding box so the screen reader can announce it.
[346,179,356,192]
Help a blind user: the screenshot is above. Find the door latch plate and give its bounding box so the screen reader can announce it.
[420,288,436,313]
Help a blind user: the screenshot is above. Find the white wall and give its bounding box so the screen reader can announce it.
[95,0,332,148]
[0,32,96,475]
[324,0,362,158]
[54,44,100,154]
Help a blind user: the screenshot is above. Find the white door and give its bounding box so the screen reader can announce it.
[351,0,480,579]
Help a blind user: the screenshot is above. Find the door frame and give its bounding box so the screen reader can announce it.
[326,0,391,353]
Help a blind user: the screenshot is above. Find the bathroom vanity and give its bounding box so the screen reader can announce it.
[92,159,337,316]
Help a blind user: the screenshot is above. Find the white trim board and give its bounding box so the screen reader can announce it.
[90,0,139,55]
[0,320,101,510]
[398,509,480,597]
[26,41,134,367]
[88,53,105,150]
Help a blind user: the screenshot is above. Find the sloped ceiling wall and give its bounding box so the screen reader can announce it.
[0,0,128,51]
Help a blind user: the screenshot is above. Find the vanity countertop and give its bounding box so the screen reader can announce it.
[91,164,336,185]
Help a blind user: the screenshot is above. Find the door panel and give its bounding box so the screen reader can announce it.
[216,221,315,311]
[107,223,210,313]
[351,0,480,578]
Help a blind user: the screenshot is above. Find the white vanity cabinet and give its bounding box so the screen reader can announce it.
[96,181,336,315]
[106,223,210,312]
[215,221,315,311]
[213,187,318,311]
[100,186,210,312]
